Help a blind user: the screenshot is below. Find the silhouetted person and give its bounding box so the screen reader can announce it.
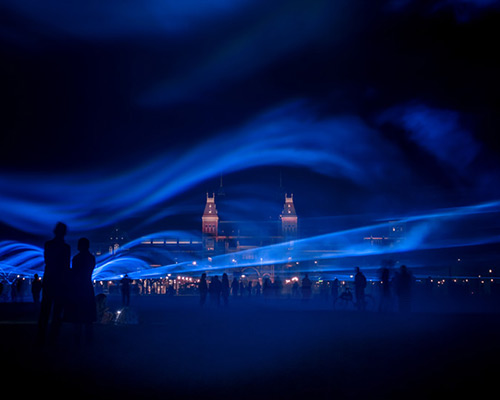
[66,237,96,345]
[37,222,71,347]
[263,277,272,299]
[16,277,24,301]
[301,273,312,301]
[209,275,222,306]
[10,278,18,302]
[331,278,339,302]
[247,281,253,296]
[231,277,239,297]
[254,280,261,296]
[354,267,367,311]
[31,274,42,305]
[199,273,208,307]
[319,280,329,301]
[395,265,413,313]
[292,281,300,298]
[120,274,132,306]
[221,273,230,306]
[274,276,283,297]
[378,267,391,313]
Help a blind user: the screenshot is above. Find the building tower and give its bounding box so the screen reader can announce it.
[280,193,298,239]
[202,193,219,251]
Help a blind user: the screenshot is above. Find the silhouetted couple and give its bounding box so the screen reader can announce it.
[199,273,229,307]
[36,223,96,347]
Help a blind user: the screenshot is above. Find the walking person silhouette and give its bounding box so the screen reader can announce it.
[36,222,71,347]
[354,267,367,311]
[199,273,208,307]
[221,273,230,306]
[31,273,42,305]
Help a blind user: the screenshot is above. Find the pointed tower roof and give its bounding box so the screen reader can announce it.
[217,173,226,198]
[203,193,218,217]
[281,193,297,217]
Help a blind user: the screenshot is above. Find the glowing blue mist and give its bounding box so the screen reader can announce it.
[4,200,498,282]
[184,199,500,277]
[378,103,480,171]
[141,1,337,105]
[0,102,408,236]
[386,0,500,22]
[0,241,44,283]
[0,0,252,40]
[129,199,500,280]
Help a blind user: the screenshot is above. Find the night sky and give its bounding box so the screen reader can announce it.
[1,0,500,245]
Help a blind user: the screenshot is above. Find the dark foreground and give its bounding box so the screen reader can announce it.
[1,296,500,399]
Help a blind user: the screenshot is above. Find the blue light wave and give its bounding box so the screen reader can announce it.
[2,200,498,282]
[0,102,402,236]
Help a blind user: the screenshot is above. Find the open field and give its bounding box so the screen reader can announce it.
[1,295,499,399]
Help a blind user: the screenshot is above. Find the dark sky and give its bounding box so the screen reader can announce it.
[1,0,499,242]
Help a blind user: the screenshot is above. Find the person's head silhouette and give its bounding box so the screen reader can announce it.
[53,222,67,238]
[78,237,90,252]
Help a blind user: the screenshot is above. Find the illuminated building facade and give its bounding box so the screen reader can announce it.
[202,193,219,251]
[281,193,298,239]
[98,192,299,280]
[201,192,299,278]
[202,192,298,254]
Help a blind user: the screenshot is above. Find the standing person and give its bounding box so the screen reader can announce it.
[274,276,283,298]
[301,273,312,301]
[199,273,208,307]
[37,222,71,347]
[17,277,25,300]
[221,273,230,306]
[254,280,261,296]
[231,277,239,297]
[209,275,222,306]
[395,265,413,313]
[67,238,96,345]
[120,274,132,306]
[379,267,391,313]
[354,267,367,311]
[31,274,42,305]
[263,277,271,299]
[331,278,339,302]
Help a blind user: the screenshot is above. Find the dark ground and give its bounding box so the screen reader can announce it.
[1,295,499,399]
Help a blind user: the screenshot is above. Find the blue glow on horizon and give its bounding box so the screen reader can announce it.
[1,200,499,282]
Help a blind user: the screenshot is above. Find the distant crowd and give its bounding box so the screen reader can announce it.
[2,222,498,351]
[195,265,414,313]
